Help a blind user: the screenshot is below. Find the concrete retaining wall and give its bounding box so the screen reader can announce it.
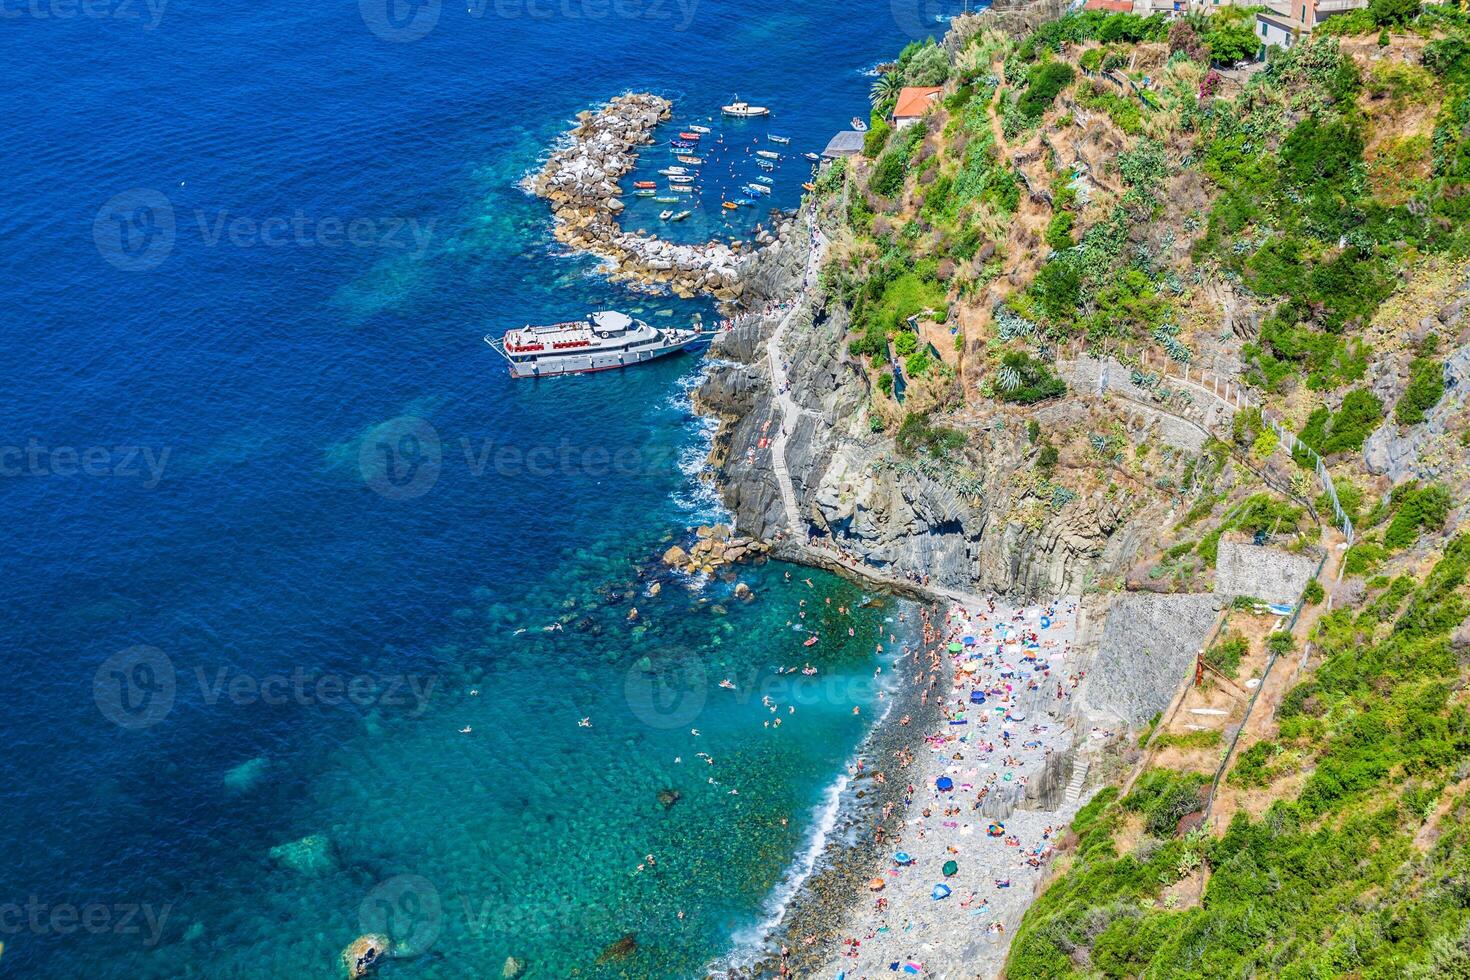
[1214,540,1319,607]
[1082,593,1220,728]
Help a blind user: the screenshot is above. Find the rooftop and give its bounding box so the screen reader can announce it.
[893,86,943,119]
[822,130,866,158]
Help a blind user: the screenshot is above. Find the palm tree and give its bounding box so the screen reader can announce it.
[870,71,902,109]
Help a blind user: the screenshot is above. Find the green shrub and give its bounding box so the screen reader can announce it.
[863,119,891,158]
[1383,483,1453,550]
[1303,578,1325,605]
[994,351,1066,404]
[1037,442,1059,475]
[1396,355,1445,426]
[1019,61,1076,119]
[1207,633,1249,677]
[895,411,966,458]
[1299,389,1384,456]
[1045,210,1075,249]
[893,330,918,357]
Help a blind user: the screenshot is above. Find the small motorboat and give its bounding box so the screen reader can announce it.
[735,197,754,205]
[851,117,868,132]
[659,209,675,220]
[721,98,770,117]
[670,139,695,148]
[804,152,821,162]
[678,131,702,141]
[672,210,691,221]
[744,184,770,195]
[633,181,656,189]
[659,166,688,176]
[756,160,775,171]
[802,182,816,192]
[676,154,704,165]
[721,201,740,210]
[668,174,695,184]
[634,189,656,197]
[756,149,781,160]
[654,196,680,203]
[768,135,790,144]
[669,184,693,193]
[688,124,711,134]
[754,175,773,184]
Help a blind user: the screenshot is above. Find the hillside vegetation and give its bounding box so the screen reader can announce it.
[811,4,1470,976]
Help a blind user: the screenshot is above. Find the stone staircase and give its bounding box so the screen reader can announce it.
[1063,759,1091,806]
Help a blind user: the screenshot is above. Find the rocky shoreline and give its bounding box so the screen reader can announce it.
[530,93,748,301]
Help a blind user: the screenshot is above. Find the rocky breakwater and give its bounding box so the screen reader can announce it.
[661,523,769,577]
[531,93,747,301]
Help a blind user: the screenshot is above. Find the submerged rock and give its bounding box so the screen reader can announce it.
[597,932,638,963]
[268,834,338,877]
[223,756,269,793]
[502,955,526,978]
[657,788,682,809]
[341,934,391,979]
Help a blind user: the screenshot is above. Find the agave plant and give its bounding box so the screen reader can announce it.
[870,71,902,109]
[996,363,1023,393]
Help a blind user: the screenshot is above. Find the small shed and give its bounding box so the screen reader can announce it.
[821,131,865,158]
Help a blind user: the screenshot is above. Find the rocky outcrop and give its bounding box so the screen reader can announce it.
[530,93,746,300]
[1214,540,1319,607]
[695,220,1178,599]
[1364,338,1470,484]
[341,935,391,979]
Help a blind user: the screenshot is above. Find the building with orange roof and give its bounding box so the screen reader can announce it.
[892,87,942,129]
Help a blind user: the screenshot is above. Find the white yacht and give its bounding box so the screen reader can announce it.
[487,311,715,378]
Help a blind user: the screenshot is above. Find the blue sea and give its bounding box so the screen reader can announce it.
[0,0,968,976]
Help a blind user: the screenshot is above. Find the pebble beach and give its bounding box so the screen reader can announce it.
[759,594,1093,980]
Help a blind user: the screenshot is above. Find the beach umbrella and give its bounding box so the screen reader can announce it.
[963,635,975,645]
[987,822,1004,836]
[894,851,914,865]
[930,883,952,900]
[947,642,962,653]
[1040,616,1051,629]
[942,860,958,877]
[935,776,954,792]
[867,877,886,891]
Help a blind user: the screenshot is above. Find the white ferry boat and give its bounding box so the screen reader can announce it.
[486,311,716,378]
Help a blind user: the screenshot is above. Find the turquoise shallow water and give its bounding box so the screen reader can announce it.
[0,0,967,975]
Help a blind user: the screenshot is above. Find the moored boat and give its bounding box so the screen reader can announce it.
[670,139,695,148]
[721,97,769,117]
[678,131,702,141]
[768,135,790,144]
[668,175,695,185]
[669,184,693,192]
[659,209,674,220]
[658,166,689,176]
[676,154,704,165]
[634,180,656,189]
[672,210,691,221]
[721,201,740,210]
[634,189,656,197]
[803,152,821,162]
[487,311,716,379]
[754,175,773,184]
[744,183,771,195]
[688,124,711,134]
[851,117,868,131]
[756,160,775,170]
[756,149,781,160]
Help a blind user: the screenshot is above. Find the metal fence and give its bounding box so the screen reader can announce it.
[1266,418,1355,547]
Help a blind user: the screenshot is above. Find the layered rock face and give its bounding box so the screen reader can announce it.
[530,93,746,300]
[696,222,1167,599]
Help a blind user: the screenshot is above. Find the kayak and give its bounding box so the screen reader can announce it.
[803,635,819,647]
